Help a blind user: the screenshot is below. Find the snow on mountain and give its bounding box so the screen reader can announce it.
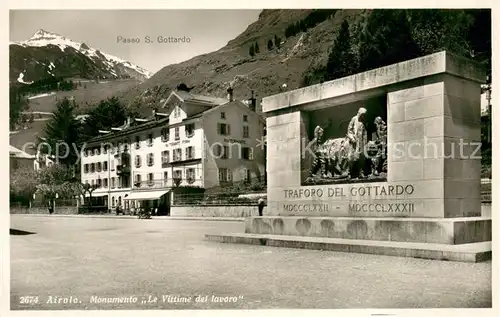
[10,29,153,80]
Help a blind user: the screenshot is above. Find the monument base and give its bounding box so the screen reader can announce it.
[205,216,492,262]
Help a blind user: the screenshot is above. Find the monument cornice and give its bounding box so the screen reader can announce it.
[262,51,487,114]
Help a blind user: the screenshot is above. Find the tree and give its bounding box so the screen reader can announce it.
[325,19,357,81]
[249,44,255,57]
[10,86,28,130]
[41,98,82,166]
[357,10,421,72]
[80,96,129,141]
[35,164,80,206]
[267,39,274,51]
[255,42,260,54]
[10,167,40,207]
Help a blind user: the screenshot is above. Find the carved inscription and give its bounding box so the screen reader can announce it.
[281,184,416,215]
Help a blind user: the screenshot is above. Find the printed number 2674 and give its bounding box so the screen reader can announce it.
[20,296,39,304]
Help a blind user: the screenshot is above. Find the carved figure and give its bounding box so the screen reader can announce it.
[371,116,387,175]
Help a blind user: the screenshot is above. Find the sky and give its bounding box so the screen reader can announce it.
[9,10,261,74]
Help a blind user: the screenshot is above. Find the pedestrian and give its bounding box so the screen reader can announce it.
[257,197,265,216]
[48,200,54,215]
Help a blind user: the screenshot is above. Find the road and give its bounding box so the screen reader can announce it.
[10,215,492,310]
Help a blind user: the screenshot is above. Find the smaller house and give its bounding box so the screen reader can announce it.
[10,145,36,172]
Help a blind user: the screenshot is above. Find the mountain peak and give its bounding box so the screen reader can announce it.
[29,29,65,42]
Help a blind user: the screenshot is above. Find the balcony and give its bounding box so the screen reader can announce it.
[134,180,169,190]
[116,165,131,176]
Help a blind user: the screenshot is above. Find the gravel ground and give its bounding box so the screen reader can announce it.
[10,215,492,310]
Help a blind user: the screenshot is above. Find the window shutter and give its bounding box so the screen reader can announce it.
[227,169,232,181]
[249,148,254,160]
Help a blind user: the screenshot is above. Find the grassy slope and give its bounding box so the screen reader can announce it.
[10,79,141,153]
[26,79,141,114]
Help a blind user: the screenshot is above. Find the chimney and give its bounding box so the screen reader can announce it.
[248,90,256,112]
[227,87,234,102]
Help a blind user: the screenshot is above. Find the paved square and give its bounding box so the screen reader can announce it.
[10,215,492,309]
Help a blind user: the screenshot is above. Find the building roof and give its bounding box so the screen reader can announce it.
[9,145,35,159]
[86,92,260,147]
[171,90,228,106]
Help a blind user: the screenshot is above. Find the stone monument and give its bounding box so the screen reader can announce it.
[207,51,491,262]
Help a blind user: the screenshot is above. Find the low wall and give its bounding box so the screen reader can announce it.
[10,206,78,215]
[171,205,267,217]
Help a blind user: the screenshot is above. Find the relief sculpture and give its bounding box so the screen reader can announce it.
[304,108,387,185]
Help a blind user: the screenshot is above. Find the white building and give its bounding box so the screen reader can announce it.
[80,88,265,215]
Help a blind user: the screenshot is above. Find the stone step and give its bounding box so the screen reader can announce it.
[205,233,492,263]
[244,216,492,245]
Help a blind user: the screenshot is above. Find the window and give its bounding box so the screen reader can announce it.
[161,128,169,142]
[135,174,142,187]
[84,150,88,157]
[135,155,142,168]
[97,178,102,188]
[112,197,115,207]
[163,171,168,185]
[213,144,222,158]
[103,178,108,188]
[162,151,170,167]
[122,176,130,188]
[84,164,89,173]
[97,162,102,172]
[174,106,181,118]
[173,148,182,162]
[147,133,154,146]
[118,197,122,207]
[147,153,154,167]
[185,146,194,160]
[222,145,229,159]
[173,170,182,182]
[90,149,95,156]
[111,177,116,188]
[111,160,115,171]
[103,161,108,171]
[91,179,95,186]
[103,145,107,154]
[186,168,195,184]
[218,168,232,182]
[221,112,226,119]
[135,135,141,149]
[242,147,253,160]
[185,123,195,137]
[245,169,251,183]
[90,163,95,173]
[148,173,154,186]
[243,114,248,122]
[175,127,180,140]
[243,125,249,138]
[95,148,101,155]
[218,123,230,135]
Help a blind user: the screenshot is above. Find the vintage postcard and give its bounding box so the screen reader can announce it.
[2,1,497,316]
